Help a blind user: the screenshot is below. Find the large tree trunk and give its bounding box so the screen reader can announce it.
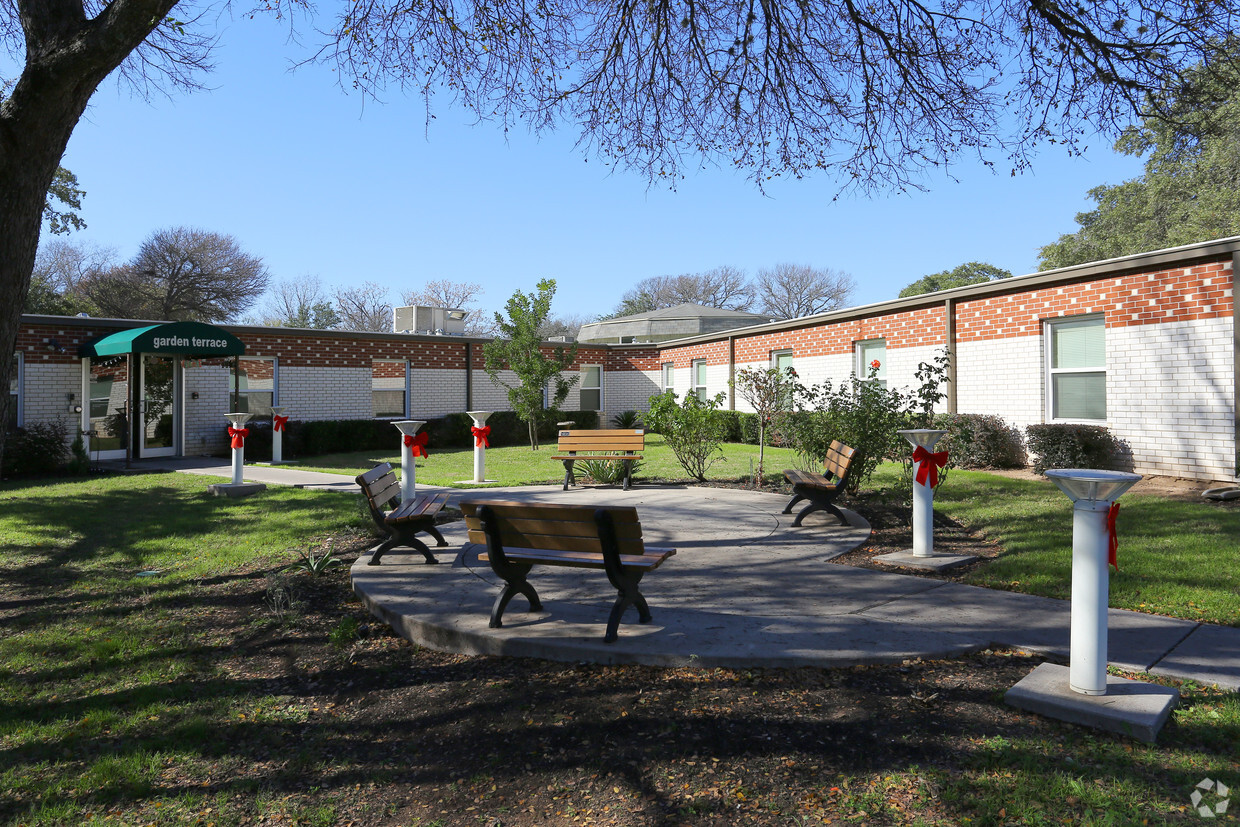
[0,0,178,471]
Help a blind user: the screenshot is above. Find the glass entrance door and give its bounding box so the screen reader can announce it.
[140,354,177,457]
[87,355,130,459]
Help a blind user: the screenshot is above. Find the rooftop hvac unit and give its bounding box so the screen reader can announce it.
[393,306,468,335]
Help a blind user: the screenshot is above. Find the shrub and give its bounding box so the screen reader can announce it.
[66,431,92,476]
[934,413,1027,469]
[611,410,642,429]
[1026,424,1128,474]
[644,390,728,481]
[3,420,70,477]
[577,457,642,485]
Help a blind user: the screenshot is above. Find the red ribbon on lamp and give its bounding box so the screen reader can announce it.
[911,445,949,488]
[404,431,429,458]
[228,426,249,450]
[1107,502,1120,570]
[472,425,491,448]
[272,414,289,432]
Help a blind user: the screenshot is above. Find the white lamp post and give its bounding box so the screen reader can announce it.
[1046,468,1142,696]
[392,420,427,501]
[224,413,254,485]
[270,406,288,464]
[897,429,948,558]
[466,411,494,483]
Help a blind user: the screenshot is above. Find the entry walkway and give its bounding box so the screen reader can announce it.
[128,458,1240,689]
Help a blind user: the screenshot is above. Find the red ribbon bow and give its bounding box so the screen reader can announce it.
[1106,502,1120,571]
[228,426,249,450]
[472,425,491,448]
[912,445,949,488]
[403,431,429,458]
[272,414,289,432]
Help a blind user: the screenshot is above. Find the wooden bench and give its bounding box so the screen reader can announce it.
[782,440,857,527]
[551,429,644,491]
[460,499,675,642]
[356,463,451,565]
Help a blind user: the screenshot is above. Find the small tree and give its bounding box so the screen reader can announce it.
[644,390,728,481]
[483,279,578,449]
[730,366,798,485]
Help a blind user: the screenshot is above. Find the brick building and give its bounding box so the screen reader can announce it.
[11,237,1238,481]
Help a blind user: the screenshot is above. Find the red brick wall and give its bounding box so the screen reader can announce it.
[956,259,1234,343]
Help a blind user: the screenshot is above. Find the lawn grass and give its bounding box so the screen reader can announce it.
[289,432,805,488]
[0,470,1237,825]
[864,465,1240,627]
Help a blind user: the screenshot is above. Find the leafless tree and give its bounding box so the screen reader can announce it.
[539,313,589,340]
[401,279,496,336]
[256,276,342,329]
[334,281,393,332]
[33,238,117,295]
[755,264,855,320]
[2,0,1238,466]
[80,228,268,322]
[614,266,754,315]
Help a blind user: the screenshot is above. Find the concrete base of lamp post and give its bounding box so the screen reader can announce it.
[207,482,267,498]
[873,551,977,571]
[1005,662,1179,743]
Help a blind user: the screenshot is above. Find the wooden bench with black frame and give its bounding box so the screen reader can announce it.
[356,462,451,565]
[781,440,857,527]
[551,429,645,491]
[460,499,676,643]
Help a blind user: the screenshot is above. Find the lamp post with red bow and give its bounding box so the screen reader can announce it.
[224,413,254,485]
[897,429,949,558]
[1045,469,1141,696]
[466,411,494,484]
[270,406,289,464]
[392,420,428,501]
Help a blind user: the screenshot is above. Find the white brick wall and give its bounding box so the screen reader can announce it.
[1108,317,1235,479]
[602,371,661,421]
[957,335,1045,432]
[410,369,467,417]
[20,359,80,434]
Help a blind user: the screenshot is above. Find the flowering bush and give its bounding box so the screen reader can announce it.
[644,390,728,481]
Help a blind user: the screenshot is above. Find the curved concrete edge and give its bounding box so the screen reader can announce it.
[349,555,991,670]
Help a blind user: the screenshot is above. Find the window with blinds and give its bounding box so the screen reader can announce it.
[661,362,674,392]
[692,359,708,402]
[856,340,886,389]
[1047,316,1106,421]
[580,365,602,411]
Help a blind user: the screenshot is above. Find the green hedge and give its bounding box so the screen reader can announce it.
[236,410,600,459]
[3,420,70,477]
[933,413,1027,469]
[1026,423,1129,475]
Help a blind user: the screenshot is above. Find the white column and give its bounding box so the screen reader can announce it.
[898,429,947,558]
[1069,501,1111,695]
[467,410,494,484]
[270,406,286,465]
[392,420,427,501]
[225,413,254,485]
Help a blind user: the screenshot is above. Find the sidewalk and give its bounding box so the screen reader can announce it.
[128,457,1240,690]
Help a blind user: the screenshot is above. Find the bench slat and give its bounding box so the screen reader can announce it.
[478,547,675,570]
[467,528,646,556]
[358,462,395,487]
[367,476,402,508]
[463,514,643,540]
[460,500,640,523]
[550,453,642,462]
[389,492,450,522]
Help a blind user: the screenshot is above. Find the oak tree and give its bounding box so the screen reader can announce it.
[2,0,1237,465]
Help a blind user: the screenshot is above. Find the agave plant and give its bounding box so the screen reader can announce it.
[287,543,345,576]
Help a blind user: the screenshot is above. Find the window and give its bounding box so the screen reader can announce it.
[580,365,602,411]
[771,350,794,374]
[235,357,275,415]
[372,359,408,418]
[1047,316,1106,421]
[661,362,674,393]
[856,340,886,388]
[7,353,20,430]
[692,359,708,402]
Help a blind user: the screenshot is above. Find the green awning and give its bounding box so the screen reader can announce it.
[78,321,246,358]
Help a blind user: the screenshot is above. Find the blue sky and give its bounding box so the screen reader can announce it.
[19,13,1146,322]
